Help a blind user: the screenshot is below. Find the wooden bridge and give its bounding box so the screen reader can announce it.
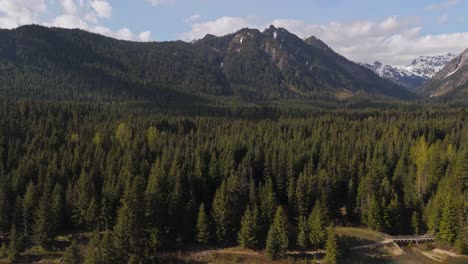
[390,235,436,243]
[350,235,436,251]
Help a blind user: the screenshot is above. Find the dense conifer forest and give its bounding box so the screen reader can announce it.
[0,101,466,263]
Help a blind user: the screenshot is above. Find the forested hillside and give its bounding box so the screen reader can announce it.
[0,101,466,262]
[0,25,414,104]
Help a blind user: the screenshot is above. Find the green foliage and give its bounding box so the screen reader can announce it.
[0,243,6,258]
[411,211,420,235]
[32,197,52,247]
[0,101,465,255]
[366,195,384,232]
[308,201,328,248]
[7,225,21,262]
[296,216,309,250]
[22,181,37,237]
[438,196,458,244]
[63,240,82,264]
[238,206,260,249]
[324,225,339,264]
[196,203,211,244]
[265,207,288,259]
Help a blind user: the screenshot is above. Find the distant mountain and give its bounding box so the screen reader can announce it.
[419,49,468,99]
[403,53,457,79]
[361,53,456,90]
[0,25,414,104]
[361,61,426,91]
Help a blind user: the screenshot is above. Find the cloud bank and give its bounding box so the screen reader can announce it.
[0,0,152,42]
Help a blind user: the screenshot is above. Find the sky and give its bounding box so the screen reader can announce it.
[0,0,468,66]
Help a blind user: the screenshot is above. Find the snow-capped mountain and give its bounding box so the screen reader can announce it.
[403,53,457,79]
[419,49,468,98]
[361,61,426,90]
[362,53,456,90]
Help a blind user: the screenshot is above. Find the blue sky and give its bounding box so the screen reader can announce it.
[1,0,467,65]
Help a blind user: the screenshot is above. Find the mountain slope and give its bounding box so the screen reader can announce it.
[0,25,414,103]
[419,49,468,99]
[361,53,456,90]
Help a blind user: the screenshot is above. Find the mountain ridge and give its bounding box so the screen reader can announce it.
[419,48,468,99]
[0,24,415,104]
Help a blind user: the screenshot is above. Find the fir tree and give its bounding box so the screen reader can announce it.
[7,225,21,262]
[438,196,457,244]
[308,201,328,248]
[63,240,82,264]
[265,207,288,260]
[297,216,309,251]
[324,224,339,264]
[196,203,211,244]
[238,206,259,249]
[32,197,52,247]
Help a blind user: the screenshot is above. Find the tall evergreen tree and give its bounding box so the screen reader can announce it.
[308,201,328,248]
[63,240,82,264]
[297,216,309,251]
[32,196,52,247]
[265,207,288,260]
[238,206,259,249]
[113,177,145,261]
[7,225,21,262]
[195,203,211,244]
[438,196,457,244]
[324,224,339,264]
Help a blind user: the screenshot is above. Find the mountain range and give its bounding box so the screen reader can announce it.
[0,25,413,105]
[0,25,466,105]
[361,53,456,90]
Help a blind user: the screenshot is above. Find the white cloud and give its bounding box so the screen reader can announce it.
[184,14,201,23]
[139,31,152,41]
[181,16,468,66]
[180,16,259,41]
[148,0,174,7]
[0,0,152,42]
[60,0,78,15]
[90,0,112,19]
[0,0,47,26]
[426,0,460,11]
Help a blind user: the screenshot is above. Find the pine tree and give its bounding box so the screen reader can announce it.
[51,184,64,234]
[297,216,309,251]
[7,225,21,262]
[411,211,420,236]
[324,225,339,264]
[308,201,328,248]
[63,240,82,264]
[0,183,10,233]
[22,181,38,237]
[32,197,52,247]
[84,232,101,264]
[113,177,145,261]
[100,232,119,264]
[438,196,457,244]
[196,203,211,244]
[0,243,6,258]
[211,181,228,244]
[265,207,288,260]
[238,206,259,249]
[366,195,383,231]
